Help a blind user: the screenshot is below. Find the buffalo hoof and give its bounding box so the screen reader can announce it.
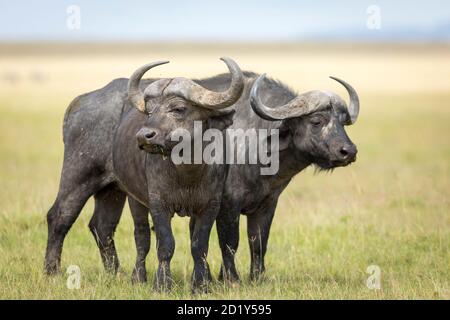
[103,259,120,275]
[191,280,211,295]
[249,269,266,282]
[131,267,147,284]
[44,261,61,276]
[191,270,213,294]
[218,267,240,284]
[153,276,173,293]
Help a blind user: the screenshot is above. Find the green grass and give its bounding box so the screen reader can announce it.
[0,69,449,299]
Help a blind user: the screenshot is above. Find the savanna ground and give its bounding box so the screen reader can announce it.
[0,43,449,299]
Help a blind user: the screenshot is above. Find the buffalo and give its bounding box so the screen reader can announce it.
[217,73,359,280]
[45,58,244,292]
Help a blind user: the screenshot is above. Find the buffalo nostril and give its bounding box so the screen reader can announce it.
[144,131,156,140]
[340,147,349,158]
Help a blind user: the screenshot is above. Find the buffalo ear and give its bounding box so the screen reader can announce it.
[207,108,236,131]
[278,129,291,151]
[265,127,291,152]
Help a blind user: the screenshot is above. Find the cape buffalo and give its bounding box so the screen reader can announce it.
[44,58,244,292]
[217,73,359,281]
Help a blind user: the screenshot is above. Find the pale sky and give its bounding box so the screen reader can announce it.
[0,0,449,41]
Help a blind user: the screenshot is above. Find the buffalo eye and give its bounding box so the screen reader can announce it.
[170,105,187,115]
[309,116,323,127]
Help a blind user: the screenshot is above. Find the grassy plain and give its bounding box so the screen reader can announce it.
[0,43,449,299]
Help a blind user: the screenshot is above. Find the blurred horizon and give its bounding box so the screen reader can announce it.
[1,0,450,43]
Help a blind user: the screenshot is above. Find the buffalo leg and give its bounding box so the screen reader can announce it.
[45,171,104,275]
[216,208,240,282]
[247,199,277,280]
[149,199,174,292]
[189,215,196,241]
[88,184,126,274]
[190,201,220,292]
[129,197,151,284]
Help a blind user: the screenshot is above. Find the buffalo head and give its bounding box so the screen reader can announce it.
[128,58,243,155]
[250,75,359,170]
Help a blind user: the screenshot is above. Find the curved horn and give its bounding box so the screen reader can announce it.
[127,60,169,112]
[162,57,244,109]
[250,74,314,121]
[329,76,360,124]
